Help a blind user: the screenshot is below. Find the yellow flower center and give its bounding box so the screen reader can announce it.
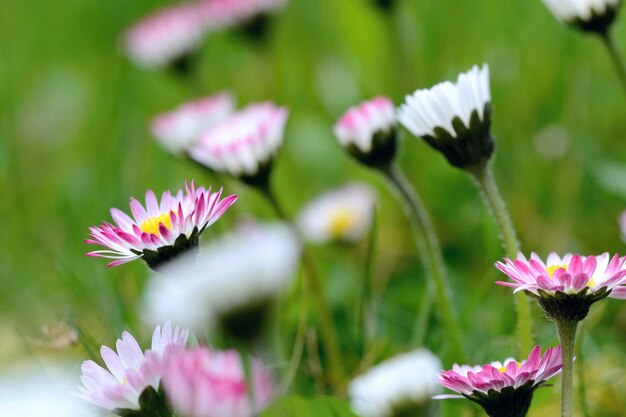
[329,208,357,239]
[139,213,172,236]
[499,362,520,373]
[546,264,567,278]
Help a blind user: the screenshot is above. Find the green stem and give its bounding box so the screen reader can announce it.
[555,319,578,417]
[381,163,464,361]
[258,183,345,385]
[470,162,533,355]
[599,30,626,94]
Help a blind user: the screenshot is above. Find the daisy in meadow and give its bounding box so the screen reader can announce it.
[200,0,288,36]
[75,322,188,415]
[86,181,237,270]
[437,346,562,417]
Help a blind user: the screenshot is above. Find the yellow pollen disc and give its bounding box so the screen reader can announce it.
[546,264,567,278]
[499,362,520,373]
[587,277,596,287]
[139,213,173,236]
[328,208,357,239]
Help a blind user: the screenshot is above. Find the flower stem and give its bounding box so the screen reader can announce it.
[380,163,464,361]
[555,319,578,417]
[469,162,533,356]
[599,30,626,95]
[258,183,345,385]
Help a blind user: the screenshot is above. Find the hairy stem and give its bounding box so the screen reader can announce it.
[600,30,626,95]
[555,319,578,417]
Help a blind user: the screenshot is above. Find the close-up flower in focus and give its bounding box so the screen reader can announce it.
[496,252,626,322]
[75,322,188,413]
[189,102,289,187]
[542,0,621,32]
[398,64,493,170]
[349,349,442,417]
[143,222,301,340]
[162,347,273,417]
[437,346,562,417]
[124,2,207,70]
[334,96,398,168]
[297,183,376,243]
[151,93,235,156]
[86,181,237,270]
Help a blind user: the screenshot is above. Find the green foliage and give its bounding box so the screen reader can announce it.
[260,395,359,417]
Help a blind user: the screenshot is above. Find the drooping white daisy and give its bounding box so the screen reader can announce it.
[542,0,620,31]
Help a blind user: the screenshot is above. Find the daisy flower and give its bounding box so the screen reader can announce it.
[200,0,288,33]
[151,93,235,156]
[143,222,300,340]
[437,346,562,417]
[334,96,398,168]
[349,349,442,417]
[75,322,188,413]
[189,102,288,187]
[124,3,207,69]
[398,64,494,170]
[297,183,376,243]
[86,181,237,270]
[542,0,620,32]
[162,347,273,417]
[496,252,626,322]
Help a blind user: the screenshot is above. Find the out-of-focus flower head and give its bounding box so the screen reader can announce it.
[542,0,621,33]
[162,347,273,417]
[124,3,207,70]
[349,349,442,417]
[189,102,288,187]
[86,181,237,270]
[496,252,626,323]
[200,0,288,36]
[398,64,493,171]
[151,93,236,156]
[297,183,377,244]
[75,322,188,413]
[334,96,398,168]
[619,210,626,242]
[436,346,562,417]
[143,222,301,340]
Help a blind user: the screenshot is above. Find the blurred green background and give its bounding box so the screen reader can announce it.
[2,0,626,415]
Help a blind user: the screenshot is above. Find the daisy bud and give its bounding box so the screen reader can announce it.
[334,96,398,168]
[349,349,442,417]
[398,64,494,171]
[436,346,563,417]
[189,102,288,188]
[542,0,621,34]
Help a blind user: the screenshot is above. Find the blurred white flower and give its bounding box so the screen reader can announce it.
[297,183,376,243]
[349,349,442,417]
[542,0,620,24]
[143,222,301,337]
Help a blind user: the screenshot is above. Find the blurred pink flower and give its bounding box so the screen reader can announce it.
[334,96,396,154]
[495,252,626,298]
[75,322,188,412]
[162,347,273,417]
[189,102,288,184]
[86,181,237,268]
[151,93,235,155]
[200,0,288,31]
[124,3,207,68]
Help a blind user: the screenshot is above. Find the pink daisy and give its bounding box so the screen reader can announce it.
[151,93,235,155]
[200,0,288,31]
[437,346,562,417]
[75,322,188,412]
[86,181,237,269]
[189,102,288,186]
[334,96,398,167]
[162,347,273,417]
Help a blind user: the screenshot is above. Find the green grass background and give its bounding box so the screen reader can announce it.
[2,0,626,415]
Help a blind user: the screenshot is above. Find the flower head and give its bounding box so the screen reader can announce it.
[437,346,562,417]
[398,64,494,170]
[151,93,235,156]
[75,322,188,412]
[297,183,376,243]
[162,347,273,417]
[200,0,288,32]
[124,3,207,69]
[143,222,301,340]
[349,349,442,417]
[86,181,237,269]
[542,0,620,32]
[334,96,398,168]
[189,102,288,187]
[496,252,626,322]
